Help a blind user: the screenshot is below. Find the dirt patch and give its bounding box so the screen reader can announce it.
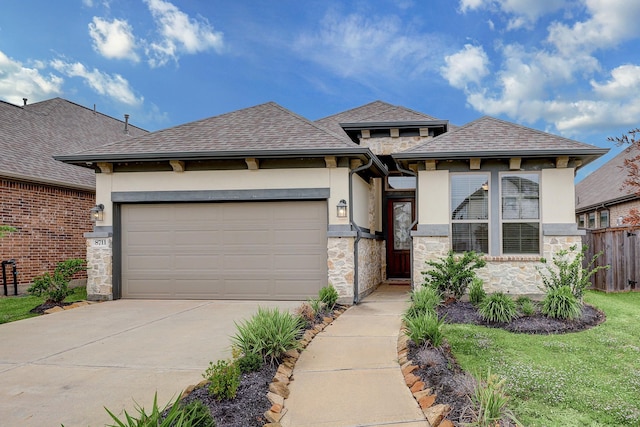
[409,301,606,426]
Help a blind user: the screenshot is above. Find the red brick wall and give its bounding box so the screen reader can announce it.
[0,179,95,285]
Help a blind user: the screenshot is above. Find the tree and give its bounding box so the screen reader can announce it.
[608,128,640,227]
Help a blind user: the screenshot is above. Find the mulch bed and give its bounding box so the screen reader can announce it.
[29,301,74,314]
[408,300,607,426]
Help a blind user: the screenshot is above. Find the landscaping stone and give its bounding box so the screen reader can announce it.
[264,407,287,423]
[267,392,284,407]
[402,363,418,376]
[412,389,433,400]
[404,373,420,387]
[410,381,425,393]
[269,381,290,399]
[417,393,436,409]
[424,403,450,427]
[44,306,64,314]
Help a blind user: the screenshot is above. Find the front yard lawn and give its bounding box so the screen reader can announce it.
[444,291,640,426]
[0,286,87,324]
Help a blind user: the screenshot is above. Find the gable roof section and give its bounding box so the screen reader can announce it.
[395,116,607,165]
[575,145,639,212]
[315,101,445,136]
[0,97,147,190]
[56,102,388,175]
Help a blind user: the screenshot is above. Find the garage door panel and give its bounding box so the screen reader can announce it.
[122,201,327,300]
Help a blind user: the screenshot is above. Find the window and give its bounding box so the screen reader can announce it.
[577,214,585,228]
[588,212,596,228]
[599,210,609,228]
[501,173,540,254]
[451,174,489,253]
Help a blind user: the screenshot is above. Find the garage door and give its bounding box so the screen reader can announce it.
[121,201,327,300]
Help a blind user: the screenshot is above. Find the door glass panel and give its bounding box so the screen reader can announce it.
[393,201,412,250]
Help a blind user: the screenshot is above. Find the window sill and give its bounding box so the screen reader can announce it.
[482,255,541,262]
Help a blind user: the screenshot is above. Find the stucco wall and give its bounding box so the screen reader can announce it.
[419,169,449,225]
[541,168,576,223]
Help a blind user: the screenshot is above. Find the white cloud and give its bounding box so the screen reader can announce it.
[0,51,63,104]
[547,0,640,54]
[89,17,139,62]
[295,12,443,83]
[459,0,568,29]
[144,0,224,67]
[459,0,486,13]
[441,44,490,90]
[50,59,143,106]
[591,64,640,99]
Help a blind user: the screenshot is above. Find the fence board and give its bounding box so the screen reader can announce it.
[582,227,640,292]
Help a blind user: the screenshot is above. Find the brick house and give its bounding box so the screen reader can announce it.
[0,97,147,291]
[56,101,607,302]
[575,144,640,229]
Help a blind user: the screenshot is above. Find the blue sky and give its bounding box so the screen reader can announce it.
[1,0,639,180]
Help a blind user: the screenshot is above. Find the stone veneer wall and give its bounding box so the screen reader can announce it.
[361,136,429,156]
[85,235,113,301]
[327,237,354,303]
[356,237,385,299]
[413,235,583,295]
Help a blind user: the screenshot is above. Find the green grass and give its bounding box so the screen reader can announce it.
[0,286,87,324]
[444,291,640,426]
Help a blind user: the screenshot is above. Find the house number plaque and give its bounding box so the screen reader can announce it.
[92,238,108,247]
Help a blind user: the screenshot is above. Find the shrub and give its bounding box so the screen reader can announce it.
[538,244,609,302]
[515,296,536,316]
[104,393,215,427]
[236,351,263,373]
[0,225,16,238]
[318,284,339,310]
[468,278,486,306]
[203,359,241,401]
[231,307,304,366]
[422,250,486,300]
[478,293,518,323]
[404,311,445,347]
[541,285,583,320]
[294,301,317,324]
[307,298,326,317]
[470,369,520,427]
[404,286,441,319]
[27,258,86,303]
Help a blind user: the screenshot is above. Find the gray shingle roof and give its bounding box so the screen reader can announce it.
[59,102,366,159]
[0,97,147,190]
[315,101,443,136]
[396,116,607,161]
[575,145,639,211]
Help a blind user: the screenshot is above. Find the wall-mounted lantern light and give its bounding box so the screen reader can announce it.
[336,199,348,218]
[90,204,104,222]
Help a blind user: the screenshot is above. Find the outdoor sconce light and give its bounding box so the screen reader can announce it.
[336,199,348,218]
[90,204,104,222]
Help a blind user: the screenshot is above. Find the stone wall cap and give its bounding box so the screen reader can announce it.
[84,231,113,238]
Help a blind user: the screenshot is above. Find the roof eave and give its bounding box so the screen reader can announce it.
[575,193,640,214]
[340,120,449,130]
[394,148,609,162]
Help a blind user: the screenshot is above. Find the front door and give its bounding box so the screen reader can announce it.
[386,198,415,278]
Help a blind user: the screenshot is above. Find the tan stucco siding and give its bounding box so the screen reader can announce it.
[418,170,449,225]
[352,173,370,228]
[541,168,576,223]
[95,168,351,227]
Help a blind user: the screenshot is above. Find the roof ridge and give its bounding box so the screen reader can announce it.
[315,100,393,122]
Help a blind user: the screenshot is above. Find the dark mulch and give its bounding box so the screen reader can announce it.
[29,301,73,314]
[409,300,607,426]
[180,364,277,427]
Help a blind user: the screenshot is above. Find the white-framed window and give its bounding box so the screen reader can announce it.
[500,173,540,254]
[599,210,609,228]
[450,173,489,253]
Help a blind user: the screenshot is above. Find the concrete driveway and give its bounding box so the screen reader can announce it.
[0,299,300,426]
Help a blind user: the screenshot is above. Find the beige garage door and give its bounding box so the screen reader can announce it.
[121,201,327,300]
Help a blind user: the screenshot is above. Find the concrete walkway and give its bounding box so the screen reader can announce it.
[281,284,429,427]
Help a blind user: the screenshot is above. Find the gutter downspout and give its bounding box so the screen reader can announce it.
[349,157,374,305]
[395,161,418,292]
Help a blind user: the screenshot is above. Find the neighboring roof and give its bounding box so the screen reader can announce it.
[0,97,147,190]
[575,145,640,212]
[56,102,388,176]
[315,100,446,136]
[395,116,608,165]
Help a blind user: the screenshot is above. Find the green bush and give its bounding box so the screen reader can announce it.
[422,250,486,300]
[27,258,86,303]
[515,296,536,316]
[236,351,263,373]
[104,393,215,427]
[404,286,441,319]
[469,278,487,306]
[538,244,609,302]
[307,298,326,316]
[404,311,445,347]
[470,369,520,427]
[231,307,304,366]
[0,225,16,238]
[541,286,583,320]
[318,284,339,310]
[203,359,241,401]
[478,293,518,323]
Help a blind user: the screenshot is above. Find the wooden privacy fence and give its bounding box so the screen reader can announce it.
[582,227,640,292]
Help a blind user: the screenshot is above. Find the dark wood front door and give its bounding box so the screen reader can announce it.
[386,198,415,278]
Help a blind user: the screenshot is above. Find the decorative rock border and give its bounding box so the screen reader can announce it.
[397,331,453,427]
[43,300,96,314]
[263,308,348,426]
